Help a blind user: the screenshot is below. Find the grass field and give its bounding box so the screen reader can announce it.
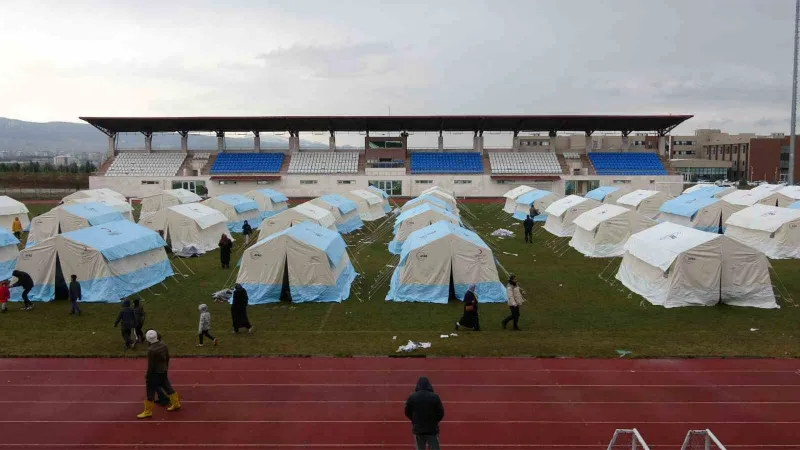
[2,199,799,358]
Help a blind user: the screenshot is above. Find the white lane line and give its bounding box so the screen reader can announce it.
[0,369,797,373]
[1,420,799,424]
[0,446,797,449]
[0,383,797,387]
[3,400,800,404]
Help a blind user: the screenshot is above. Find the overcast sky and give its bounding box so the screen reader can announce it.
[0,0,796,146]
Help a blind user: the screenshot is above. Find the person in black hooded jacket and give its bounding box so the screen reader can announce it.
[11,270,34,310]
[404,376,444,450]
[114,300,136,349]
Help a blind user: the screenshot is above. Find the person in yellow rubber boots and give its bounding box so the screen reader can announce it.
[137,329,181,419]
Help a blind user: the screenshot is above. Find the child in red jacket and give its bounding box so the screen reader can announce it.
[0,280,10,313]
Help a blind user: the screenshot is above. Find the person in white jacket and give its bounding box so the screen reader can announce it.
[502,274,525,331]
[197,304,217,347]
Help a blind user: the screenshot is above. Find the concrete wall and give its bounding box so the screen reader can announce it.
[91,173,684,199]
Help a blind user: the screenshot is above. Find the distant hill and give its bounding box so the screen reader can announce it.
[0,117,330,153]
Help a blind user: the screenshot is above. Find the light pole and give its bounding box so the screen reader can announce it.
[789,0,799,184]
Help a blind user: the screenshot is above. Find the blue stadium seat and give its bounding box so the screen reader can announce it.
[409,153,483,174]
[210,153,285,174]
[587,152,667,175]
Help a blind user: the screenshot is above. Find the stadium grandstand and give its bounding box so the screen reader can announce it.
[81,115,690,198]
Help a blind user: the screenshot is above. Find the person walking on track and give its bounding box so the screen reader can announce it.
[405,376,444,450]
[137,330,181,419]
[502,274,525,331]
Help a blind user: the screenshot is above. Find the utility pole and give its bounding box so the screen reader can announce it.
[789,0,799,184]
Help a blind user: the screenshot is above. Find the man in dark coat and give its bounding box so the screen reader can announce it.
[11,270,33,310]
[114,300,136,349]
[137,329,180,419]
[230,284,252,333]
[405,376,444,450]
[241,220,253,245]
[219,234,233,269]
[68,274,81,315]
[523,214,534,243]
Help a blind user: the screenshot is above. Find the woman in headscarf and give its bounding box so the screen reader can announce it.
[218,234,233,269]
[230,284,253,333]
[455,284,480,331]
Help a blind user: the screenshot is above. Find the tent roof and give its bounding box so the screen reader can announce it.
[212,194,259,213]
[257,221,345,266]
[168,203,228,229]
[62,220,167,261]
[0,196,29,216]
[778,185,800,200]
[250,189,288,203]
[502,185,534,199]
[584,186,620,202]
[366,186,389,199]
[722,189,777,206]
[617,190,661,207]
[683,185,729,198]
[71,196,131,210]
[420,186,456,199]
[546,195,592,217]
[751,183,784,193]
[516,190,554,206]
[401,221,488,261]
[61,202,125,224]
[625,222,719,272]
[319,194,358,215]
[165,188,202,203]
[573,204,631,231]
[405,195,451,211]
[293,202,337,228]
[659,195,719,218]
[348,189,383,205]
[394,203,460,231]
[726,204,800,233]
[0,228,20,247]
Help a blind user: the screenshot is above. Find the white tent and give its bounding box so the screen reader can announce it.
[769,186,800,207]
[502,185,535,214]
[616,222,777,308]
[544,195,602,237]
[513,189,561,221]
[682,184,737,199]
[237,222,356,304]
[244,189,289,219]
[258,203,337,240]
[139,189,201,219]
[420,185,456,198]
[616,190,672,219]
[67,196,134,221]
[389,203,462,254]
[202,194,262,233]
[0,228,20,281]
[400,194,458,215]
[62,188,126,203]
[418,186,458,211]
[26,203,126,248]
[0,196,30,232]
[308,195,363,234]
[12,221,172,303]
[724,204,800,259]
[139,203,232,256]
[341,190,387,221]
[386,221,507,304]
[584,186,631,204]
[366,186,393,213]
[657,195,739,233]
[722,188,784,210]
[570,204,656,258]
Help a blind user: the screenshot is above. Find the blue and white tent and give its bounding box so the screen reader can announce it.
[11,221,173,303]
[683,184,736,199]
[202,194,262,233]
[237,222,357,304]
[366,186,393,213]
[790,201,800,209]
[400,194,456,215]
[657,194,738,233]
[386,221,507,304]
[389,204,462,254]
[309,195,363,234]
[26,203,126,248]
[585,186,630,204]
[0,228,20,281]
[513,190,560,221]
[245,189,289,219]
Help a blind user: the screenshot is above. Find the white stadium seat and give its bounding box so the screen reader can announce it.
[489,152,563,174]
[287,152,359,174]
[562,152,582,160]
[105,153,187,177]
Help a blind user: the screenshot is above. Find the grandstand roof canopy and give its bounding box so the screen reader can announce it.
[80,115,693,135]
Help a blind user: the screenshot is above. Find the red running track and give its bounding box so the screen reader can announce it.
[0,357,798,449]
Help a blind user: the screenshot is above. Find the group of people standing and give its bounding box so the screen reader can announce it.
[454,274,526,332]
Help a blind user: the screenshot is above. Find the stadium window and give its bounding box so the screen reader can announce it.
[218,180,237,185]
[141,180,158,185]
[650,180,655,184]
[300,180,318,185]
[337,180,354,185]
[612,180,631,184]
[415,180,433,184]
[454,180,472,184]
[256,180,273,185]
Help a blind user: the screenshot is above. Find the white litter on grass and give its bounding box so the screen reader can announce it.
[396,340,432,352]
[440,335,449,338]
[450,333,458,337]
[392,336,397,340]
[491,228,515,238]
[502,252,519,256]
[750,328,759,332]
[386,264,395,268]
